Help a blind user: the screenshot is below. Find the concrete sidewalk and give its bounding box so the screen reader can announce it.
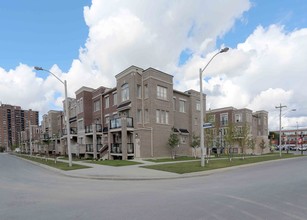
[58,159,201,180]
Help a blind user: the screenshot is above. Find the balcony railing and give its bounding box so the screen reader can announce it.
[85,144,103,152]
[85,124,103,133]
[110,117,133,129]
[110,143,134,154]
[62,127,77,135]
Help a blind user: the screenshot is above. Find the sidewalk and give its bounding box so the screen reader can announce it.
[57,159,199,180]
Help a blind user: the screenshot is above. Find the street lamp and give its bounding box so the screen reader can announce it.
[275,104,296,157]
[34,66,72,167]
[200,47,229,167]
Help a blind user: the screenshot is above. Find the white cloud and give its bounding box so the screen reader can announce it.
[2,0,307,131]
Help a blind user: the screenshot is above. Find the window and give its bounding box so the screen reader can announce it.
[144,85,148,98]
[145,109,149,123]
[137,109,142,123]
[220,113,228,126]
[94,100,100,112]
[157,86,167,100]
[77,98,83,113]
[137,85,142,98]
[105,116,110,125]
[156,110,160,123]
[156,110,169,124]
[235,113,242,123]
[113,93,117,105]
[196,101,200,111]
[105,96,109,109]
[121,84,129,102]
[179,100,186,113]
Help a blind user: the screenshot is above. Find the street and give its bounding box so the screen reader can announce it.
[1,153,307,220]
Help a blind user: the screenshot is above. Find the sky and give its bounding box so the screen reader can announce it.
[0,0,307,131]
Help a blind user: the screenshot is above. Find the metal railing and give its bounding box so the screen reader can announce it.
[110,117,133,129]
[110,143,134,154]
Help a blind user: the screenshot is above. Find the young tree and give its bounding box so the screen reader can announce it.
[190,133,200,159]
[259,138,267,155]
[224,123,236,162]
[236,123,250,159]
[247,137,256,155]
[168,132,180,159]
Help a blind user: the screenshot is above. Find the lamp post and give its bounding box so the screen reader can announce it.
[200,47,229,167]
[34,66,72,167]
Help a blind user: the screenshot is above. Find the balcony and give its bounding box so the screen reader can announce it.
[85,144,103,153]
[110,117,133,129]
[85,124,103,134]
[62,127,77,136]
[110,143,134,154]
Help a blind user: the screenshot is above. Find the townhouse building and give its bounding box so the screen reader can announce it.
[270,128,307,148]
[206,107,269,154]
[56,66,205,160]
[0,103,39,152]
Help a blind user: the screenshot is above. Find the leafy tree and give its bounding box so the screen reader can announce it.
[259,138,267,154]
[247,137,256,154]
[236,123,250,159]
[168,132,180,159]
[224,123,236,161]
[190,133,200,159]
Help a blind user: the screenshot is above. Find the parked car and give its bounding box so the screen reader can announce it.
[297,146,307,151]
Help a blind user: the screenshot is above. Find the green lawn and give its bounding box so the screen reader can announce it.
[146,156,197,163]
[16,154,91,171]
[85,160,142,166]
[143,154,302,174]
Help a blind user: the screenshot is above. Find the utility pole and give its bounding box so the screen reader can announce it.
[275,104,287,157]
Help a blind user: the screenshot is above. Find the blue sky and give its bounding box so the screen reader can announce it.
[0,0,307,130]
[0,0,91,72]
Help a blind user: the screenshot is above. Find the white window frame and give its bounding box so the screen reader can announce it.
[179,100,186,113]
[121,84,129,102]
[157,85,167,100]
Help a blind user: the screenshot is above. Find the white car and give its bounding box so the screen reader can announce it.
[297,146,307,151]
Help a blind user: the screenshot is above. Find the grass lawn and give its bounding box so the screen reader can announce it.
[16,154,91,171]
[143,154,302,174]
[85,160,142,166]
[146,156,197,163]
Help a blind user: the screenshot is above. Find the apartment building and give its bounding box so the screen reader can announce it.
[206,107,269,154]
[0,103,39,152]
[56,66,204,160]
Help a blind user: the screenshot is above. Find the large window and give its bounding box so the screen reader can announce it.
[220,113,228,126]
[196,101,200,111]
[105,96,109,109]
[144,85,148,98]
[137,85,142,98]
[157,86,167,100]
[235,113,242,123]
[113,93,117,105]
[145,109,149,123]
[156,109,169,124]
[121,84,129,102]
[137,109,142,123]
[94,100,100,112]
[179,100,186,113]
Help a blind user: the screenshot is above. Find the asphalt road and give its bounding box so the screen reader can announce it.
[1,153,307,220]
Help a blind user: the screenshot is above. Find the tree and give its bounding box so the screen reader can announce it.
[190,133,200,159]
[247,137,256,155]
[168,132,180,159]
[236,123,250,159]
[259,138,267,154]
[224,123,236,161]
